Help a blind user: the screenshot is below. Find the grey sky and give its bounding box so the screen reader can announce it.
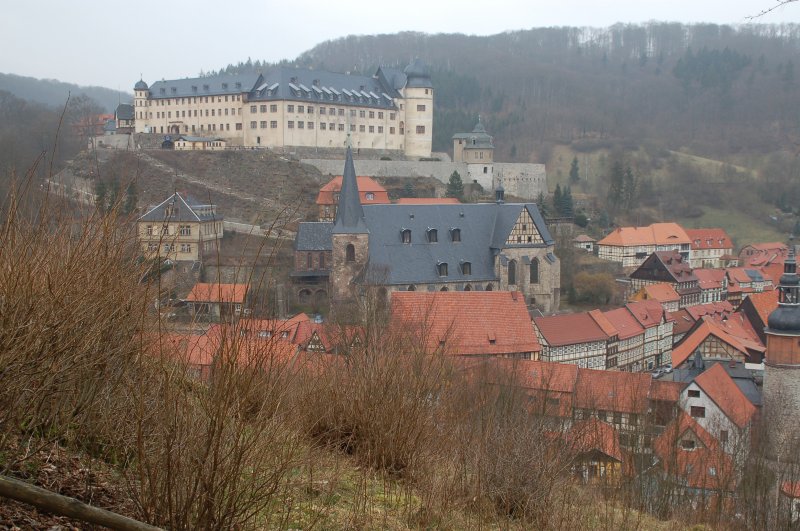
[1,0,798,90]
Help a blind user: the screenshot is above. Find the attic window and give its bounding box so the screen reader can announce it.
[401,229,411,244]
[222,83,228,90]
[427,228,438,243]
[203,84,210,91]
[191,85,198,93]
[681,439,696,450]
[171,87,177,94]
[235,82,241,89]
[450,228,461,242]
[461,261,472,275]
[159,88,166,95]
[437,262,448,277]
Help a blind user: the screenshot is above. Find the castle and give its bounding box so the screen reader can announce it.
[293,148,561,313]
[132,60,433,158]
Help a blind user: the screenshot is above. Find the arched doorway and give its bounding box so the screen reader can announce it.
[440,286,449,292]
[486,283,494,291]
[464,284,472,291]
[170,125,180,135]
[407,284,416,291]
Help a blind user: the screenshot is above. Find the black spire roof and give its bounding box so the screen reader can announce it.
[767,238,800,333]
[332,147,369,234]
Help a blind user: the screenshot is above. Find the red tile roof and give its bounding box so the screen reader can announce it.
[239,313,311,344]
[588,309,619,338]
[672,317,765,368]
[652,251,698,284]
[573,234,597,243]
[739,242,787,268]
[159,332,217,367]
[650,380,687,402]
[316,176,390,206]
[694,363,758,429]
[575,369,653,414]
[395,197,461,204]
[626,299,672,329]
[567,418,624,462]
[598,223,690,247]
[693,268,726,290]
[391,291,540,356]
[603,307,645,340]
[639,283,681,303]
[685,301,734,322]
[743,290,779,325]
[654,412,735,491]
[685,228,733,250]
[534,312,611,347]
[781,481,800,498]
[185,282,248,303]
[511,359,579,393]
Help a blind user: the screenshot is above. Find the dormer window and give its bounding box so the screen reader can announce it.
[461,261,472,275]
[365,192,375,201]
[222,83,228,90]
[171,87,177,94]
[450,228,461,242]
[427,228,438,243]
[437,262,448,277]
[191,85,198,93]
[401,229,411,244]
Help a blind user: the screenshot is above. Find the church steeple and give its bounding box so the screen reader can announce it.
[768,238,800,333]
[333,147,368,234]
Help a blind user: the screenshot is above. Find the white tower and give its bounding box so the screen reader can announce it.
[401,59,433,158]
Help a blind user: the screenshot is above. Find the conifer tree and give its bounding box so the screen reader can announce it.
[569,156,580,183]
[606,160,625,215]
[561,186,574,217]
[446,171,464,200]
[553,184,563,214]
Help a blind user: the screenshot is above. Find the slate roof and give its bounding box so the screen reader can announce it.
[391,291,540,356]
[395,197,461,205]
[452,119,494,149]
[138,192,222,223]
[115,103,134,121]
[333,148,369,234]
[295,222,334,251]
[148,73,262,99]
[403,58,433,88]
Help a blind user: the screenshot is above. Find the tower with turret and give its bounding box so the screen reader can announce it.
[452,117,495,191]
[764,240,800,460]
[401,59,433,158]
[330,147,370,300]
[133,79,149,133]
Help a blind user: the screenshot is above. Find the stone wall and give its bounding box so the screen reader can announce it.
[763,364,800,461]
[301,159,547,200]
[331,233,369,300]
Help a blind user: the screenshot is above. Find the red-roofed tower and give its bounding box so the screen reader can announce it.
[765,238,800,459]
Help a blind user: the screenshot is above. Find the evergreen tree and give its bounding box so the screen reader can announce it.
[623,165,638,209]
[561,186,574,217]
[446,171,464,200]
[606,160,625,215]
[553,184,563,215]
[569,156,580,183]
[536,191,549,218]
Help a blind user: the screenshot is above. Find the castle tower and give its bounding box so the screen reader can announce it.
[331,147,369,300]
[452,117,495,191]
[764,239,800,460]
[133,79,149,133]
[402,59,433,158]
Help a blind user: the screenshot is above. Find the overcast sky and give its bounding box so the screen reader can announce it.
[1,0,798,90]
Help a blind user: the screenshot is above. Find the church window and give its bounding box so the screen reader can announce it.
[461,262,472,275]
[508,260,517,285]
[450,228,461,242]
[401,229,411,244]
[307,253,312,269]
[427,228,438,243]
[437,262,448,276]
[530,258,539,284]
[346,244,355,262]
[319,253,325,269]
[416,125,425,134]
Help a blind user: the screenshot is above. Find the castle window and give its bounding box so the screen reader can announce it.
[508,260,517,285]
[179,225,191,236]
[416,125,425,134]
[288,121,294,129]
[401,229,411,244]
[427,228,438,243]
[530,258,539,284]
[346,244,355,262]
[437,262,448,277]
[461,261,472,275]
[417,105,426,111]
[484,167,488,173]
[270,104,278,112]
[390,112,396,120]
[287,104,294,113]
[298,105,304,113]
[450,228,461,242]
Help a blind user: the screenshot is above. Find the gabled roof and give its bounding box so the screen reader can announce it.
[115,103,134,121]
[316,176,390,206]
[395,197,461,205]
[630,251,697,284]
[693,362,758,429]
[588,309,619,338]
[672,316,765,368]
[626,299,672,329]
[534,312,611,347]
[185,283,248,304]
[654,411,735,491]
[635,282,681,303]
[598,223,690,247]
[138,191,221,223]
[239,314,311,344]
[567,418,624,463]
[650,380,687,402]
[159,332,217,367]
[739,289,778,326]
[391,291,540,356]
[693,268,726,290]
[685,301,734,321]
[685,228,733,250]
[573,234,597,243]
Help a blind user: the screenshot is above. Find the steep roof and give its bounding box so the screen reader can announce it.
[185,283,248,304]
[637,283,681,303]
[534,312,611,347]
[626,299,672,329]
[567,418,624,463]
[332,148,369,234]
[694,268,726,290]
[295,222,334,251]
[395,197,461,205]
[672,317,765,367]
[452,118,494,149]
[115,103,134,121]
[740,289,779,326]
[391,291,540,356]
[575,369,653,414]
[138,191,222,223]
[685,300,734,321]
[148,73,262,99]
[693,362,758,429]
[685,228,734,250]
[597,223,690,247]
[316,176,390,206]
[603,307,645,340]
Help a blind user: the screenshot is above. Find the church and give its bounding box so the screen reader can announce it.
[293,148,561,313]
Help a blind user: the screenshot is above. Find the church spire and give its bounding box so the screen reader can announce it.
[332,147,369,234]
